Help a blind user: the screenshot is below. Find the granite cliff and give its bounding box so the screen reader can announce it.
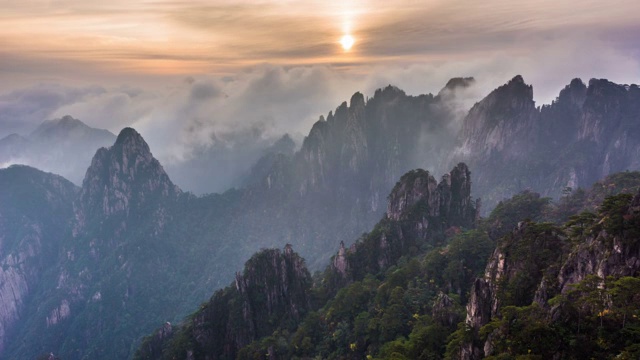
[458,187,640,359]
[136,163,478,359]
[455,76,640,211]
[0,166,77,354]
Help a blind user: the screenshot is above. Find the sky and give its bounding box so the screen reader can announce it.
[1,0,640,190]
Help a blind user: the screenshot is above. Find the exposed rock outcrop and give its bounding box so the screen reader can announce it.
[460,189,640,359]
[329,163,478,283]
[231,80,475,272]
[432,292,463,328]
[454,76,640,212]
[135,245,312,360]
[0,166,77,355]
[557,190,640,293]
[75,127,180,227]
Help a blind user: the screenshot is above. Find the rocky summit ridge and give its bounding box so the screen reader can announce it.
[0,75,639,359]
[454,75,640,211]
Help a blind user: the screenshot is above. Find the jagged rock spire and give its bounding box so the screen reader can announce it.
[75,127,180,228]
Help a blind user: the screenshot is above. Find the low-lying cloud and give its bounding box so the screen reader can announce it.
[1,31,638,193]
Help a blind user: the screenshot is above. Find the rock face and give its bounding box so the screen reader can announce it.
[75,127,180,228]
[227,82,474,271]
[457,75,537,161]
[136,164,477,360]
[460,189,640,359]
[4,128,186,360]
[231,245,311,347]
[556,191,640,294]
[0,115,115,184]
[432,292,463,328]
[455,76,640,212]
[0,166,77,355]
[134,245,312,360]
[329,163,477,283]
[2,76,640,359]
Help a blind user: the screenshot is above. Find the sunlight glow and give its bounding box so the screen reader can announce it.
[340,35,355,51]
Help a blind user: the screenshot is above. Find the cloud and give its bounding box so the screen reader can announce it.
[0,84,106,137]
[1,29,638,192]
[2,0,639,81]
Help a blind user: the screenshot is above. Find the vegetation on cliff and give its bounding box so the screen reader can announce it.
[138,170,640,360]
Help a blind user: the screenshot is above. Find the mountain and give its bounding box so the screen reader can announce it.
[222,84,474,269]
[456,188,640,359]
[163,129,292,195]
[137,169,640,359]
[455,76,640,212]
[4,128,194,359]
[0,134,28,163]
[239,133,296,188]
[1,76,639,359]
[134,163,478,359]
[0,166,77,354]
[0,115,116,184]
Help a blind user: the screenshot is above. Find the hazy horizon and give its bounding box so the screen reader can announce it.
[2,0,640,192]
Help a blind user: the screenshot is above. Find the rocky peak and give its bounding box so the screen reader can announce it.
[114,127,145,147]
[577,78,637,145]
[331,164,477,282]
[332,241,348,276]
[235,246,311,325]
[349,91,365,109]
[460,75,535,137]
[270,134,296,156]
[455,75,538,175]
[387,163,476,225]
[76,127,180,225]
[387,169,439,221]
[36,115,84,131]
[374,84,405,99]
[495,75,534,110]
[146,245,312,360]
[438,77,476,98]
[583,78,633,116]
[30,115,110,140]
[556,78,587,108]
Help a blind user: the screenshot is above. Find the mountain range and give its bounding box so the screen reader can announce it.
[0,115,116,184]
[0,75,638,359]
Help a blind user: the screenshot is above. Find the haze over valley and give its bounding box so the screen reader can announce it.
[1,1,639,359]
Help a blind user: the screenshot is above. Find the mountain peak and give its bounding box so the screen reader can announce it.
[372,84,405,100]
[34,115,87,134]
[116,127,141,142]
[386,164,476,226]
[554,78,587,108]
[56,114,82,125]
[569,78,586,88]
[443,77,476,91]
[586,78,629,95]
[350,91,365,108]
[438,77,476,98]
[31,115,115,141]
[77,127,179,225]
[115,127,149,149]
[510,74,525,84]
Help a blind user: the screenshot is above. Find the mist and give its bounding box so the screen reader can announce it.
[1,31,639,193]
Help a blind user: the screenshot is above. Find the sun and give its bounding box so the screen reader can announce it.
[340,35,355,51]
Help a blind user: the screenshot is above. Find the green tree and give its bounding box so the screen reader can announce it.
[609,276,640,328]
